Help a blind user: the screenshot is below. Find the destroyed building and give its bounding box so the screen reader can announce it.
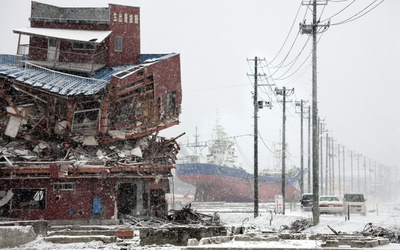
[0,1,182,223]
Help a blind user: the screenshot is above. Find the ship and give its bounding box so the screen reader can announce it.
[175,122,301,202]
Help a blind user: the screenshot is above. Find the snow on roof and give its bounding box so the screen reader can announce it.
[0,53,178,96]
[13,27,112,43]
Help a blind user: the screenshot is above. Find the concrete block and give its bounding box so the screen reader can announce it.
[325,239,339,247]
[116,228,134,239]
[0,226,36,248]
[351,239,379,248]
[187,238,199,246]
[45,235,116,244]
[234,234,279,242]
[378,237,390,246]
[139,226,226,246]
[279,233,291,239]
[199,238,211,245]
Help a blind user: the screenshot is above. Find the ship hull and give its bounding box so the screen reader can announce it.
[176,163,301,202]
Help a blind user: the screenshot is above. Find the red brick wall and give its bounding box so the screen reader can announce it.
[1,178,116,220]
[108,4,141,66]
[103,54,181,133]
[148,54,182,117]
[29,4,141,67]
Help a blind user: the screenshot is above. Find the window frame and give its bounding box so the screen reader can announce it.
[115,36,123,52]
[72,41,95,51]
[53,182,76,191]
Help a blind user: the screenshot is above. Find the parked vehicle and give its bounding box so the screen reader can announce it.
[319,195,343,216]
[300,193,313,211]
[343,193,366,216]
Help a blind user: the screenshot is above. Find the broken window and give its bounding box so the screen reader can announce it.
[11,189,46,210]
[166,91,176,114]
[114,98,136,126]
[53,182,75,191]
[48,38,57,48]
[71,108,100,131]
[117,183,137,215]
[72,42,95,50]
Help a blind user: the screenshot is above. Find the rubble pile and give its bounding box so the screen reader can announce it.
[167,204,221,226]
[361,222,400,243]
[280,218,313,233]
[0,132,182,169]
[119,204,221,228]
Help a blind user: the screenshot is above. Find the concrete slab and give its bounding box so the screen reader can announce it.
[0,226,36,248]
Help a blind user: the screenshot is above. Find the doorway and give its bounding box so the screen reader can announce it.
[117,183,137,215]
[47,38,59,62]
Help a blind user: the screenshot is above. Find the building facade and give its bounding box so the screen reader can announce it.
[0,1,182,223]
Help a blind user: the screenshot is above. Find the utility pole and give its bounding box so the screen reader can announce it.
[357,153,361,192]
[248,56,268,218]
[342,145,346,193]
[311,0,320,225]
[369,158,372,199]
[295,100,307,194]
[319,120,324,195]
[338,144,341,195]
[276,86,294,215]
[307,106,311,193]
[300,100,304,194]
[350,150,354,191]
[330,138,335,195]
[325,133,329,195]
[374,160,377,200]
[369,159,373,198]
[300,0,329,226]
[364,156,367,196]
[252,56,259,218]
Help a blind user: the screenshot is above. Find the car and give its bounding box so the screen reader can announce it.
[300,193,313,211]
[343,193,366,216]
[319,195,343,216]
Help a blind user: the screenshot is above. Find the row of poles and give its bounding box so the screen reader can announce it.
[251,55,394,220]
[250,1,395,225]
[297,104,393,200]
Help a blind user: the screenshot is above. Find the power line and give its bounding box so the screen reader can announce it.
[267,2,304,66]
[330,0,385,26]
[273,30,326,82]
[264,5,310,73]
[320,0,356,22]
[271,36,312,81]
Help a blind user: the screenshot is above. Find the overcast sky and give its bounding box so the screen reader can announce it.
[1,1,399,175]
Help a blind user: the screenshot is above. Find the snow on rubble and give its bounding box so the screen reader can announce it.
[6,201,400,249]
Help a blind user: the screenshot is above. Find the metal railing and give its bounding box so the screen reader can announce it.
[16,44,107,73]
[0,54,18,65]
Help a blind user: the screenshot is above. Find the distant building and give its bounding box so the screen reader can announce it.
[0,1,182,223]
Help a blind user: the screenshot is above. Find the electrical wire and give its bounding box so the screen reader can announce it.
[320,0,356,23]
[267,2,303,66]
[265,5,309,71]
[258,130,276,154]
[271,36,312,81]
[330,0,385,26]
[273,30,325,82]
[234,137,253,169]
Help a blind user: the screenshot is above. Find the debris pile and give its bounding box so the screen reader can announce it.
[361,222,400,243]
[168,204,221,226]
[279,218,313,233]
[0,131,183,178]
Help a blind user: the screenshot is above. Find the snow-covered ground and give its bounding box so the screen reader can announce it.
[7,201,400,249]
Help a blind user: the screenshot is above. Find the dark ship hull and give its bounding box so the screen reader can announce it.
[176,163,301,202]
